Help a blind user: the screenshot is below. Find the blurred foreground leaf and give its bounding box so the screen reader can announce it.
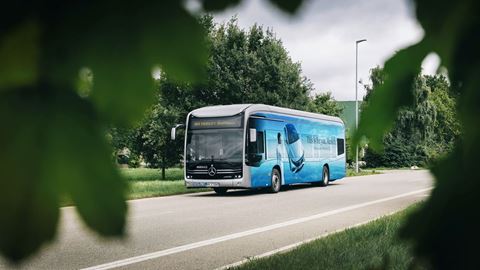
[268,0,304,14]
[43,1,208,124]
[0,86,126,262]
[202,0,241,11]
[200,0,304,14]
[353,0,480,268]
[0,0,306,263]
[0,20,39,90]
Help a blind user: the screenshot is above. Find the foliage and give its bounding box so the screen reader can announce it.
[362,66,385,104]
[352,0,480,268]
[120,168,184,182]
[0,0,305,262]
[196,16,313,109]
[113,15,342,174]
[363,72,459,168]
[307,92,343,117]
[131,99,184,179]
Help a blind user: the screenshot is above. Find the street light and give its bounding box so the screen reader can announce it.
[355,39,367,173]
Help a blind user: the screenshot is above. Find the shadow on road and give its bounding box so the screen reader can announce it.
[191,182,341,197]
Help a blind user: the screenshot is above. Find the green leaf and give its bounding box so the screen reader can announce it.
[268,0,304,14]
[352,40,430,151]
[0,20,39,91]
[202,0,241,11]
[45,91,127,236]
[43,2,207,125]
[0,87,60,262]
[0,86,126,262]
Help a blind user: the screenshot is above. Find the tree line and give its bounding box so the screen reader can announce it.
[109,15,343,179]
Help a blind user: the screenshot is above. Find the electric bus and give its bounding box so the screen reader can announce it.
[171,104,346,194]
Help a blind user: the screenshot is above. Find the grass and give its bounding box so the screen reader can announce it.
[122,168,209,200]
[120,167,183,181]
[346,168,382,177]
[128,180,209,199]
[365,167,423,171]
[232,203,426,270]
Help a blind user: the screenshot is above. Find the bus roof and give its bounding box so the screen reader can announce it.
[190,104,344,124]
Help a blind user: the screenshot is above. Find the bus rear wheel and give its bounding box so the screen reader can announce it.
[213,187,228,195]
[269,168,281,193]
[320,166,330,187]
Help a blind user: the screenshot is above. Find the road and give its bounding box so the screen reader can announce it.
[0,170,432,270]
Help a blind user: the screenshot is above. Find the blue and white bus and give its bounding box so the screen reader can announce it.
[171,104,346,194]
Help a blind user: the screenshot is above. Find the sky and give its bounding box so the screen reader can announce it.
[188,0,440,101]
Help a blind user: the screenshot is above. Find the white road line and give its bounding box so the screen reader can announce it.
[81,187,432,270]
[215,210,405,270]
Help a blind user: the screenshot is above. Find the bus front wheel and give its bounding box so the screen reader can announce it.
[213,187,228,195]
[269,168,281,193]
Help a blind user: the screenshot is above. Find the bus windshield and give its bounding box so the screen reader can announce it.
[186,129,243,163]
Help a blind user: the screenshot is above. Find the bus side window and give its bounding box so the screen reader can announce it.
[257,131,265,154]
[337,138,345,155]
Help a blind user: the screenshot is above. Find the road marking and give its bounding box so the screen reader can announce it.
[81,187,432,270]
[215,209,407,270]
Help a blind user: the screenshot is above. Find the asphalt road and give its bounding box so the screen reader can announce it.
[1,170,432,270]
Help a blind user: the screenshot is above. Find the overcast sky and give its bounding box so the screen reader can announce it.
[194,0,439,101]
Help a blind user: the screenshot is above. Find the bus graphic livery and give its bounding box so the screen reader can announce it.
[284,123,305,173]
[171,104,346,194]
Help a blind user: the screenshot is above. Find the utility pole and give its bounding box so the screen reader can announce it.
[355,39,367,173]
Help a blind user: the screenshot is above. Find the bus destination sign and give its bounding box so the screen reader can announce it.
[189,115,243,129]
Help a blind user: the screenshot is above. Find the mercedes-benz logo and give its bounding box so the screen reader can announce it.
[208,166,217,176]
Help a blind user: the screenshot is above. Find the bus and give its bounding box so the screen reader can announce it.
[171,104,346,194]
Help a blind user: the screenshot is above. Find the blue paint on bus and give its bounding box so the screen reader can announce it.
[248,112,345,188]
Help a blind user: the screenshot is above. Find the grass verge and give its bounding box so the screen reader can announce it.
[128,180,208,200]
[122,168,209,200]
[365,167,422,171]
[346,168,382,177]
[232,203,426,270]
[120,167,183,181]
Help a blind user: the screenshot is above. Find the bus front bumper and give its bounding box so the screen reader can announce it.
[185,178,250,189]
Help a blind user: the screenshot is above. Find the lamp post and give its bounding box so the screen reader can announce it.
[355,39,367,173]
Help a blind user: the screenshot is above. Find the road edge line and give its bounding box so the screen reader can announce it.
[215,208,409,270]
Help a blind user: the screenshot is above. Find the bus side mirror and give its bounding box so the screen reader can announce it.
[249,128,257,143]
[171,124,185,140]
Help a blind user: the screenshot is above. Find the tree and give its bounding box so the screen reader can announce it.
[307,92,343,117]
[363,70,459,168]
[126,78,187,179]
[194,16,313,109]
[362,66,385,104]
[133,104,183,179]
